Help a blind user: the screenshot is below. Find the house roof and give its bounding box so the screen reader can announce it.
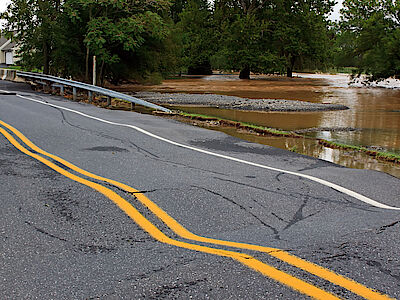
[0,36,8,47]
[2,41,15,51]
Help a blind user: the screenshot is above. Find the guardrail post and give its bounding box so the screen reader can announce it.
[131,102,135,111]
[107,96,111,107]
[60,86,64,96]
[43,82,50,93]
[73,87,77,101]
[88,91,93,103]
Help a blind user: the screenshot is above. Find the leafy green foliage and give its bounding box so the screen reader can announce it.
[270,0,335,77]
[212,0,334,78]
[1,0,64,74]
[0,0,363,82]
[65,0,173,84]
[338,0,400,80]
[176,0,215,74]
[213,9,278,77]
[2,0,177,84]
[212,0,279,78]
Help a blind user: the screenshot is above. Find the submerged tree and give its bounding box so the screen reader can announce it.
[270,0,335,77]
[212,0,334,78]
[212,0,279,79]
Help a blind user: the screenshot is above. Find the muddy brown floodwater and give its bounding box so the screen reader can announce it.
[114,74,400,178]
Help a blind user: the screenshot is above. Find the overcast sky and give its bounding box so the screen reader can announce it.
[0,0,10,13]
[330,0,343,21]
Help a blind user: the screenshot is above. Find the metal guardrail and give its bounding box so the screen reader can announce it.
[16,71,172,113]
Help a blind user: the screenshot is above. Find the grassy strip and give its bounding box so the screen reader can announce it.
[241,122,297,137]
[177,111,400,164]
[178,112,300,137]
[319,140,400,163]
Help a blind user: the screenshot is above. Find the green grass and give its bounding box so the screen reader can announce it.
[6,65,22,70]
[376,152,400,162]
[239,122,296,136]
[165,76,186,80]
[178,111,298,137]
[3,66,43,73]
[179,112,218,119]
[319,140,400,163]
[289,145,299,153]
[320,140,362,150]
[325,67,358,75]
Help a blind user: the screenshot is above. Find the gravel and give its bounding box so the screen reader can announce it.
[135,92,349,112]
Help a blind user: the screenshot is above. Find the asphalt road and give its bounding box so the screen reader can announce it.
[1,80,400,299]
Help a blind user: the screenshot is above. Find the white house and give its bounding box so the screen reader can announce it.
[0,36,18,65]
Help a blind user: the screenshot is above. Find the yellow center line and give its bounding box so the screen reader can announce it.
[0,119,393,300]
[0,120,392,299]
[0,125,340,299]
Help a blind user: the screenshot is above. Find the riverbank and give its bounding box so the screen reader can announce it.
[153,110,400,167]
[135,92,349,112]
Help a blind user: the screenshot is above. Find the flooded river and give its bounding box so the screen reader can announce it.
[122,74,400,177]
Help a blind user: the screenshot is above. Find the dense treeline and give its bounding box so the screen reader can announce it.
[2,0,177,84]
[1,0,399,83]
[336,0,400,81]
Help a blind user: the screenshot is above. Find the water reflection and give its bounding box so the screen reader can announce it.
[216,127,400,178]
[315,85,400,153]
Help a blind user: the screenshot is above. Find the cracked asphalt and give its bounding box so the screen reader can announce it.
[1,80,400,299]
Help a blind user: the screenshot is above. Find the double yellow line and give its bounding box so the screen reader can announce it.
[0,119,392,299]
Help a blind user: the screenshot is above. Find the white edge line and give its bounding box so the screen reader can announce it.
[3,91,400,211]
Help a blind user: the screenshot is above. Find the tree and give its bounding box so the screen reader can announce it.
[170,0,189,23]
[2,0,178,84]
[66,0,173,84]
[270,0,335,77]
[213,0,279,79]
[176,0,215,75]
[339,0,400,80]
[212,0,333,78]
[1,0,63,74]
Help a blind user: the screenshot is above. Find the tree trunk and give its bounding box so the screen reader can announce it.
[287,56,296,78]
[99,60,105,86]
[43,41,50,74]
[85,6,92,83]
[286,66,293,78]
[85,46,89,82]
[239,66,250,79]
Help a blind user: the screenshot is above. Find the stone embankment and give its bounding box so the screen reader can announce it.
[135,92,349,112]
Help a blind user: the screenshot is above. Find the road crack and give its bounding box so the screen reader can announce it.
[192,185,281,239]
[25,221,116,254]
[377,220,400,234]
